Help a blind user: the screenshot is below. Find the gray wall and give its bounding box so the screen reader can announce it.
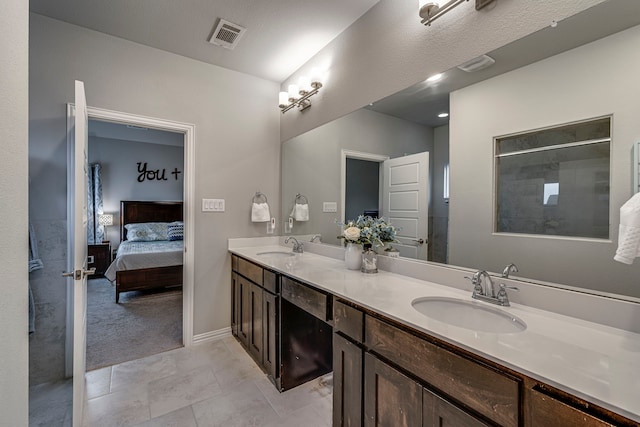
[449,25,640,298]
[280,0,607,142]
[88,137,185,247]
[282,108,433,246]
[29,14,280,384]
[1,0,29,424]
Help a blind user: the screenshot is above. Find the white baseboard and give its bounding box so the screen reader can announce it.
[192,327,232,344]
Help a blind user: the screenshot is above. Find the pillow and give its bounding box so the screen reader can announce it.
[125,222,170,241]
[167,221,184,241]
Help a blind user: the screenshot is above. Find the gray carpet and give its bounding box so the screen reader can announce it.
[86,278,182,371]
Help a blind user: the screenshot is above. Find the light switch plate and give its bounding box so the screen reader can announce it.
[202,198,225,212]
[323,202,337,213]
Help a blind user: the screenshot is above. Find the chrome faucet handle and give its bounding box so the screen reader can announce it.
[496,283,519,306]
[464,275,484,296]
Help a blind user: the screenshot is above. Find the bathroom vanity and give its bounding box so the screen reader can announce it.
[229,242,640,426]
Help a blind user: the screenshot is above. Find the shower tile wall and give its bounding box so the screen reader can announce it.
[29,219,68,385]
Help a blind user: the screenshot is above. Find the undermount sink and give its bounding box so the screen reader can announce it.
[411,297,526,334]
[256,251,295,258]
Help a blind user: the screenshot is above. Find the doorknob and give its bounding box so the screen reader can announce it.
[62,268,96,280]
[412,238,425,245]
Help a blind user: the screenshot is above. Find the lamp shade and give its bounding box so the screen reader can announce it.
[97,214,113,226]
[278,91,289,107]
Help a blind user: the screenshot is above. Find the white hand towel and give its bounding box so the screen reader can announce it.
[614,192,640,264]
[292,203,309,221]
[251,202,271,222]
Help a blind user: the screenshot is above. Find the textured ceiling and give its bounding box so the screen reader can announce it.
[29,0,380,83]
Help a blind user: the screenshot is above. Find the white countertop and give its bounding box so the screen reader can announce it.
[229,244,640,422]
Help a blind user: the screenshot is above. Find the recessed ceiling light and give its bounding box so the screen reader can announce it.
[426,73,443,83]
[438,112,449,118]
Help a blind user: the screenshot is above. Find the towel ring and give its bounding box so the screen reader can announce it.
[295,193,308,204]
[253,192,268,204]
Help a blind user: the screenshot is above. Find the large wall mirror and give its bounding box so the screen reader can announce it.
[282,0,640,301]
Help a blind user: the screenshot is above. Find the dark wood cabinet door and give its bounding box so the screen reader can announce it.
[238,276,250,347]
[248,282,263,363]
[364,353,422,427]
[424,388,489,427]
[526,387,617,427]
[333,333,363,427]
[262,290,278,381]
[231,272,239,337]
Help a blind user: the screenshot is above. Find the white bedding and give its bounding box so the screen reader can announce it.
[104,240,183,282]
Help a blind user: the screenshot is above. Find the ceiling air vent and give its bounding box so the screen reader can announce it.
[209,19,246,50]
[457,54,495,73]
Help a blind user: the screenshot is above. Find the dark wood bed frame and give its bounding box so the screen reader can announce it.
[115,200,184,303]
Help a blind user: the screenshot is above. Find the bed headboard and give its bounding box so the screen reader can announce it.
[120,201,184,242]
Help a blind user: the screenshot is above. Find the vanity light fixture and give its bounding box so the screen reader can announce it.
[278,68,323,113]
[419,0,467,25]
[419,0,496,26]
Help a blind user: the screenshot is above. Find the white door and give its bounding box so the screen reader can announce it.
[64,80,92,426]
[382,152,429,260]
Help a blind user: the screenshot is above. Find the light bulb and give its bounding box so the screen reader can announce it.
[426,73,443,83]
[278,91,289,108]
[310,67,323,88]
[438,112,449,118]
[288,84,299,101]
[298,76,311,94]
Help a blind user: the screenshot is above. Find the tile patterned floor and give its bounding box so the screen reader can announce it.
[81,336,333,426]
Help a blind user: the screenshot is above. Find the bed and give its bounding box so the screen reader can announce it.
[104,201,183,303]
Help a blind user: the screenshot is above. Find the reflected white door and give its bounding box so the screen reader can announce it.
[68,80,91,426]
[382,152,429,260]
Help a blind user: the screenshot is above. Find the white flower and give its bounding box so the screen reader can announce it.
[343,226,361,241]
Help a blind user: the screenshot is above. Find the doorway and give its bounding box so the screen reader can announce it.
[341,149,431,261]
[64,107,195,376]
[85,120,185,370]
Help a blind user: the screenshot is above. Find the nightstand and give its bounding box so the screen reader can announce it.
[88,242,111,277]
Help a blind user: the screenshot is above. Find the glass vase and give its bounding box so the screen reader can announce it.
[344,242,362,270]
[361,247,378,274]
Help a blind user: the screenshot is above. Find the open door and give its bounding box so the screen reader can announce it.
[63,80,93,426]
[382,152,429,260]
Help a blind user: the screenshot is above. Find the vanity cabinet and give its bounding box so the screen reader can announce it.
[231,255,278,384]
[333,299,496,427]
[231,253,638,426]
[232,255,332,392]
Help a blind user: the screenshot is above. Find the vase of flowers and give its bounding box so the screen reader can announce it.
[344,241,362,270]
[338,215,398,272]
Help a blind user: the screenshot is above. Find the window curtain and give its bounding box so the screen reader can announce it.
[87,163,105,244]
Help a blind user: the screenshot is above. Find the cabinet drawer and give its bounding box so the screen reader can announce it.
[263,269,279,294]
[237,257,263,286]
[527,386,617,427]
[281,276,328,322]
[334,300,364,343]
[365,315,519,427]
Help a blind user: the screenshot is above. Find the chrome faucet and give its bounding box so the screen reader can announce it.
[466,270,518,306]
[473,270,495,298]
[284,237,304,253]
[501,263,519,278]
[310,235,321,243]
